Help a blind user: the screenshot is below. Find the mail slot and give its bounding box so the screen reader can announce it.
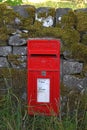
[27,39,60,116]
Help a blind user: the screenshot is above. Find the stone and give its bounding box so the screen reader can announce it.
[36,7,50,16]
[56,8,71,23]
[22,30,29,33]
[63,60,83,75]
[63,50,71,58]
[11,30,22,35]
[13,47,27,55]
[0,57,9,67]
[0,46,12,56]
[60,59,63,81]
[75,8,87,12]
[12,5,35,18]
[15,17,21,25]
[63,75,85,91]
[36,7,55,26]
[8,34,26,46]
[43,16,54,27]
[21,92,27,101]
[10,56,26,68]
[85,73,87,77]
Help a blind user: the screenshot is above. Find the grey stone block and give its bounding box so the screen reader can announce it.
[12,5,35,18]
[63,75,84,91]
[13,47,27,55]
[10,56,27,68]
[8,34,26,46]
[75,8,87,12]
[0,57,9,67]
[63,75,87,93]
[63,60,83,74]
[0,46,12,56]
[36,7,55,27]
[56,8,71,23]
[36,7,50,15]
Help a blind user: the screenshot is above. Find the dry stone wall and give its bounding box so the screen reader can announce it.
[0,4,87,106]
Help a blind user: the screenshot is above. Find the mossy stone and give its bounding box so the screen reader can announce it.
[61,10,77,28]
[70,44,87,63]
[26,6,36,18]
[76,11,87,32]
[0,68,27,99]
[61,28,80,47]
[8,54,22,66]
[82,34,87,45]
[47,8,55,17]
[0,3,20,44]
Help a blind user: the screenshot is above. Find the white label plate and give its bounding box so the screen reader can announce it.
[37,78,50,103]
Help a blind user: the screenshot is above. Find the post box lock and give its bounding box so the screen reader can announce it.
[41,71,46,76]
[27,39,60,116]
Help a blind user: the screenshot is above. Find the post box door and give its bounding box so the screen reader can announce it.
[28,71,60,116]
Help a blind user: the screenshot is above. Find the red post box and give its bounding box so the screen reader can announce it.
[27,39,60,116]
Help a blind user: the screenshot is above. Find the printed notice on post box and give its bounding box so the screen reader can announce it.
[37,78,50,103]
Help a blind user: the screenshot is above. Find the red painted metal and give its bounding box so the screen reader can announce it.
[27,39,60,116]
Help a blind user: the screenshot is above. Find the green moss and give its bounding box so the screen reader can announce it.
[20,6,36,29]
[20,17,34,30]
[61,82,87,113]
[83,64,87,73]
[47,8,55,17]
[0,3,21,44]
[37,8,55,18]
[61,28,80,47]
[38,27,63,38]
[76,11,87,32]
[0,68,27,86]
[82,34,87,45]
[70,44,87,63]
[0,68,27,99]
[8,54,22,66]
[0,68,12,78]
[26,6,35,18]
[0,27,9,41]
[0,3,20,25]
[38,12,47,18]
[61,10,76,28]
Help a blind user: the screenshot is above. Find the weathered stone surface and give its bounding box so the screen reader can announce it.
[21,92,27,100]
[13,47,27,55]
[0,46,12,56]
[15,17,21,25]
[43,16,54,27]
[75,8,87,12]
[63,50,71,58]
[60,59,63,81]
[12,5,35,18]
[36,7,55,26]
[10,56,26,68]
[56,8,71,23]
[63,60,83,75]
[63,75,85,91]
[36,7,50,16]
[0,57,9,67]
[8,34,26,46]
[85,73,87,77]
